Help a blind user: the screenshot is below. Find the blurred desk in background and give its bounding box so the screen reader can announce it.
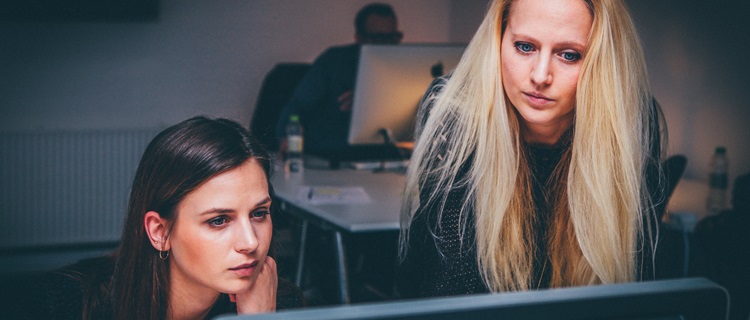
[271,164,404,304]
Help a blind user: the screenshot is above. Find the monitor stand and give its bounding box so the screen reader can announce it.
[372,128,408,173]
[306,128,411,170]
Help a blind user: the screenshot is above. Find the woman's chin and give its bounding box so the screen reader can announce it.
[220,279,257,294]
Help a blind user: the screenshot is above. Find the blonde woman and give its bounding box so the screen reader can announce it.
[398,0,666,297]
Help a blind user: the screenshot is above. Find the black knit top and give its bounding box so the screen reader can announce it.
[396,142,569,298]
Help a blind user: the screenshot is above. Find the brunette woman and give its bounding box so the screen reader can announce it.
[35,117,303,319]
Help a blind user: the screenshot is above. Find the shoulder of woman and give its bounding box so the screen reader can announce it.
[415,75,452,139]
[30,269,86,319]
[33,256,115,319]
[276,277,305,310]
[420,75,451,109]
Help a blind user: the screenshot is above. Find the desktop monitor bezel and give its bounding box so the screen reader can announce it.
[215,278,728,320]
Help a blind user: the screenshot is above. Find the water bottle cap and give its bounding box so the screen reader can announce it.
[290,114,300,122]
[715,146,726,154]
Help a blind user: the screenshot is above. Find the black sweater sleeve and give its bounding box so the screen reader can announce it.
[396,182,490,298]
[397,75,489,298]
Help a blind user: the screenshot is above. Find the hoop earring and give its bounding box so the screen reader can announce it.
[159,250,170,260]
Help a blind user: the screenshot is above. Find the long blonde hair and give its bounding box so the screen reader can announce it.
[401,0,660,292]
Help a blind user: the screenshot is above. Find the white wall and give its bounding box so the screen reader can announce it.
[0,0,454,131]
[450,0,489,43]
[627,1,750,214]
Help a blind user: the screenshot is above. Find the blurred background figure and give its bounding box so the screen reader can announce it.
[275,3,403,154]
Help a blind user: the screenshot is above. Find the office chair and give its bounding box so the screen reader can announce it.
[657,154,688,220]
[654,154,691,280]
[250,63,311,151]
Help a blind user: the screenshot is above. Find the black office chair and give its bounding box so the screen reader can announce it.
[653,154,691,280]
[250,63,311,151]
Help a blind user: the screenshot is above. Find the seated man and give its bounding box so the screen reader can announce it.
[275,3,402,154]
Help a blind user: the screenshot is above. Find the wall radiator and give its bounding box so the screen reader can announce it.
[0,129,161,249]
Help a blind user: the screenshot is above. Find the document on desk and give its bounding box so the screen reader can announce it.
[298,186,371,205]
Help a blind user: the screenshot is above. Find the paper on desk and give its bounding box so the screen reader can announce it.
[298,186,371,205]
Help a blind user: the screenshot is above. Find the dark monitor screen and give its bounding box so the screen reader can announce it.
[214,278,727,320]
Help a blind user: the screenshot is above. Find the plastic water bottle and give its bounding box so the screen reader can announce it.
[285,114,304,174]
[706,146,728,215]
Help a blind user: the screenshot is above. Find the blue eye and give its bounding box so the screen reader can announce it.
[207,216,229,227]
[515,42,534,53]
[251,209,270,220]
[561,51,582,62]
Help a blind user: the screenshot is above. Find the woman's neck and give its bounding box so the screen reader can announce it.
[521,119,573,146]
[167,273,220,320]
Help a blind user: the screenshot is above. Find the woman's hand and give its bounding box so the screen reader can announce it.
[230,256,278,314]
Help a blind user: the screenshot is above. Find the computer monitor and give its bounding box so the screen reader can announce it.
[347,44,466,145]
[215,278,728,320]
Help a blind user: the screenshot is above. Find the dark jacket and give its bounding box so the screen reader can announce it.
[275,44,360,152]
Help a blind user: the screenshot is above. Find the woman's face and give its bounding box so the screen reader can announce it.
[167,159,273,297]
[501,0,592,143]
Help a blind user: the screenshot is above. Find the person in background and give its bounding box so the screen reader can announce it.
[33,117,303,319]
[398,0,667,298]
[275,2,403,154]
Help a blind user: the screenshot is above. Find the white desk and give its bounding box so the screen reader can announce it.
[271,167,405,304]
